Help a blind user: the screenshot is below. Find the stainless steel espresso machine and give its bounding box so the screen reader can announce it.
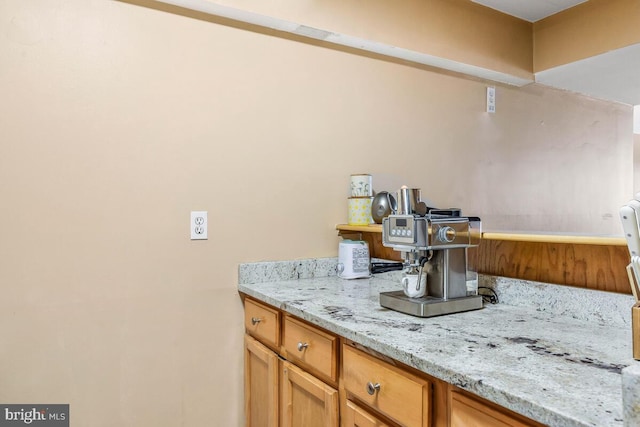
[380,192,483,317]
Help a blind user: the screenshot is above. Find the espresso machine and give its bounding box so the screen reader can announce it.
[380,188,483,317]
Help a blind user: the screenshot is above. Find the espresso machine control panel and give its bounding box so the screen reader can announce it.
[383,215,479,250]
[386,215,418,244]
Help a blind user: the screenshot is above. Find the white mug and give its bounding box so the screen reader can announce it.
[402,272,427,298]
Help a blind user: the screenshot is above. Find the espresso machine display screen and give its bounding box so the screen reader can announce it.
[380,206,483,318]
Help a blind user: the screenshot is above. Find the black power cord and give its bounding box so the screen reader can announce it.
[478,286,499,304]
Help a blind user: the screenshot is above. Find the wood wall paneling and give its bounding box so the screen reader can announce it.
[477,239,631,294]
[336,225,632,295]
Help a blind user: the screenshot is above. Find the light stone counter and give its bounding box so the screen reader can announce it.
[622,364,640,426]
[238,258,640,427]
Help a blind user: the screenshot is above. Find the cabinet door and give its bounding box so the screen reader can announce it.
[245,335,279,427]
[450,391,539,427]
[343,399,390,427]
[281,360,339,427]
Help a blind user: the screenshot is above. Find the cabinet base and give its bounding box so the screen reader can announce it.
[379,291,483,318]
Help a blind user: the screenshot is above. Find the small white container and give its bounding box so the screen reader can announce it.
[337,240,370,279]
[350,174,372,197]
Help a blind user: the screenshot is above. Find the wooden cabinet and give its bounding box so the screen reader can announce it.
[244,335,279,427]
[242,295,542,427]
[243,297,338,427]
[281,360,339,427]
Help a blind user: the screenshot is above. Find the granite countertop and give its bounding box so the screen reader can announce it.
[238,258,640,427]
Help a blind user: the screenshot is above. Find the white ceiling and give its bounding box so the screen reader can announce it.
[470,0,588,22]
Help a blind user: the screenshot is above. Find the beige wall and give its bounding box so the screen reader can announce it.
[534,0,640,72]
[0,0,633,426]
[204,0,534,79]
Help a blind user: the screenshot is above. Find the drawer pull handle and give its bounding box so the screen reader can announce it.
[366,382,381,395]
[250,317,262,325]
[297,342,309,351]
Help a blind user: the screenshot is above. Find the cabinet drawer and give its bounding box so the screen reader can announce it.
[343,344,430,427]
[450,391,541,427]
[344,400,390,427]
[282,316,338,383]
[244,299,280,349]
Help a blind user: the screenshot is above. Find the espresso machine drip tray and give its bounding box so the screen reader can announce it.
[379,291,483,318]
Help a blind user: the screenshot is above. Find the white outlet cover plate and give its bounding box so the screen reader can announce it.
[486,86,496,113]
[190,211,208,240]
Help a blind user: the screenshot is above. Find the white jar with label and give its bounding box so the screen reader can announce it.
[336,240,371,279]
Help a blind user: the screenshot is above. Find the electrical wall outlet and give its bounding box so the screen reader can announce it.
[190,211,208,240]
[486,86,496,113]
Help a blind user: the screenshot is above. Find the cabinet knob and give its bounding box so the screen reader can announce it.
[366,382,381,395]
[297,342,309,352]
[250,317,262,325]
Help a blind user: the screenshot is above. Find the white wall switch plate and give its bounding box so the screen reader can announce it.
[486,86,496,113]
[190,211,208,240]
